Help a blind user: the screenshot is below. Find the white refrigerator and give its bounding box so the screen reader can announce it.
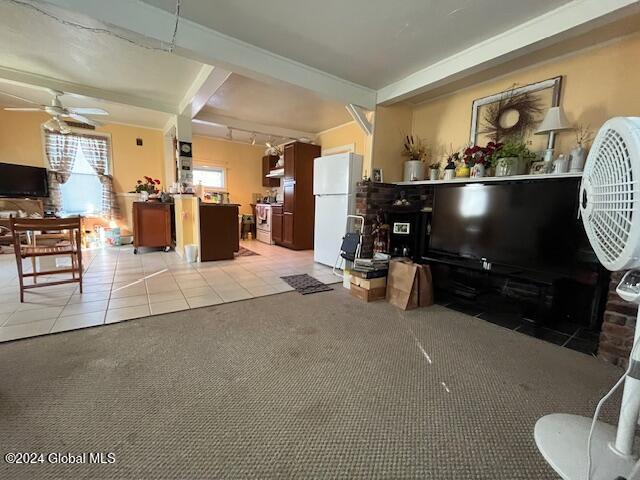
[313,152,363,267]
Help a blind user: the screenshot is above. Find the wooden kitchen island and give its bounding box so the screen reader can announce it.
[199,203,240,261]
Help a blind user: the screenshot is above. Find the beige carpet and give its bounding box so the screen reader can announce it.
[0,288,623,479]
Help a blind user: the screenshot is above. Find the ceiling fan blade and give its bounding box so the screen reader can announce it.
[68,113,102,127]
[3,107,42,112]
[0,91,39,105]
[68,107,109,116]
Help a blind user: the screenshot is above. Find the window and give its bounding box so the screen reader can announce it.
[193,166,226,189]
[60,147,104,215]
[44,132,112,216]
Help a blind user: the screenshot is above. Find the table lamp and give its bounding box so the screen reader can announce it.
[535,106,572,163]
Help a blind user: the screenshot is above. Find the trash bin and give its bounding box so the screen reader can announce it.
[184,244,198,263]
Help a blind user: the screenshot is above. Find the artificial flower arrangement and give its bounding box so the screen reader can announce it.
[462,141,503,167]
[402,135,429,161]
[134,176,161,194]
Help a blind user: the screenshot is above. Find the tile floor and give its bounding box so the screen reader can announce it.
[437,294,600,356]
[0,240,339,343]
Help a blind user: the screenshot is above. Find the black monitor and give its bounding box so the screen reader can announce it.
[0,163,48,198]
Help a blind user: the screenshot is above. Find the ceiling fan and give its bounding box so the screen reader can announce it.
[1,89,109,133]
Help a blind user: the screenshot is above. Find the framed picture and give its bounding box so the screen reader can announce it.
[393,222,410,235]
[372,168,383,183]
[470,76,563,152]
[529,160,551,175]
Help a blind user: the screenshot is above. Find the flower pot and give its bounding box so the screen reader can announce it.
[495,157,519,177]
[403,160,425,181]
[455,165,470,178]
[569,145,586,172]
[443,169,455,180]
[470,164,485,178]
[138,191,149,202]
[429,168,439,181]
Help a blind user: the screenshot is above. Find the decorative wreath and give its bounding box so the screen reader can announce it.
[479,85,543,143]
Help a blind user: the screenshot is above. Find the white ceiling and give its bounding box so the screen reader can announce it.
[141,0,573,89]
[192,121,290,146]
[0,81,171,129]
[200,73,350,133]
[0,0,203,107]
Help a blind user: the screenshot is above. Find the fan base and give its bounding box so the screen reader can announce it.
[535,414,637,480]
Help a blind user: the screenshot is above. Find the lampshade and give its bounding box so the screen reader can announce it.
[535,106,572,134]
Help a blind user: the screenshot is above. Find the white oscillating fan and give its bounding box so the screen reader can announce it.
[535,117,640,480]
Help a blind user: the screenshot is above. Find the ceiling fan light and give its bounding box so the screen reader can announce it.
[43,118,57,132]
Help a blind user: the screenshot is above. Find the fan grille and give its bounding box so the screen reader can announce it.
[583,128,634,267]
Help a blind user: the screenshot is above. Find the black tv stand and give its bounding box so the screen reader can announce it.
[422,252,608,330]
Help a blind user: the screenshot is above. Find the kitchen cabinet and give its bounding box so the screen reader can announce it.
[271,205,283,243]
[133,202,174,253]
[262,155,280,187]
[276,142,320,250]
[283,213,294,245]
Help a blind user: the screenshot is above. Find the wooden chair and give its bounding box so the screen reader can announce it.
[10,217,83,302]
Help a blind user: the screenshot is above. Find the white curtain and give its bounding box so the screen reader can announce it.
[44,133,80,214]
[79,136,119,219]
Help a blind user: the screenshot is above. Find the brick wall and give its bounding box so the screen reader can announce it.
[355,181,397,258]
[598,271,637,368]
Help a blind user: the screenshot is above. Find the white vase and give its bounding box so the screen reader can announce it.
[139,191,149,202]
[403,160,425,181]
[470,164,485,178]
[429,168,439,180]
[569,145,586,172]
[443,169,455,180]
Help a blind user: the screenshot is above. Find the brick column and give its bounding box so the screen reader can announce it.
[598,271,637,368]
[355,181,397,258]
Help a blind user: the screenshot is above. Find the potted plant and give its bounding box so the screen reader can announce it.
[490,137,534,177]
[443,152,458,180]
[134,176,161,201]
[569,124,593,173]
[429,162,440,180]
[401,134,428,181]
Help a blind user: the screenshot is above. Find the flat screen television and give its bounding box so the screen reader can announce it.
[429,178,594,272]
[0,163,48,198]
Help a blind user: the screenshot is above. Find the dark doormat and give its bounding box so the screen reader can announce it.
[236,246,259,257]
[281,274,333,295]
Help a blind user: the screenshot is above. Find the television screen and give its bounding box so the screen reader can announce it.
[0,163,48,198]
[429,179,589,272]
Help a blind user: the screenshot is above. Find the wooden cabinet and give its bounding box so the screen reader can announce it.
[283,143,295,181]
[133,202,173,253]
[283,212,294,245]
[275,142,321,250]
[199,204,239,261]
[271,205,283,243]
[262,155,280,187]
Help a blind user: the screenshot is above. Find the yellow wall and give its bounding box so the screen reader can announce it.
[191,135,265,215]
[316,121,372,175]
[371,103,413,183]
[99,123,164,194]
[0,110,165,194]
[411,32,640,163]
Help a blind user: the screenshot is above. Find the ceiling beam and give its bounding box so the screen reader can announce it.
[0,66,178,114]
[41,0,377,110]
[377,0,640,104]
[193,112,316,141]
[179,65,232,118]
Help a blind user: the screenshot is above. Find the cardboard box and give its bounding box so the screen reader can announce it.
[350,284,386,302]
[350,276,387,290]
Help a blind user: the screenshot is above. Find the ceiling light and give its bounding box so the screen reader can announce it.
[43,118,57,132]
[265,141,273,148]
[250,132,256,145]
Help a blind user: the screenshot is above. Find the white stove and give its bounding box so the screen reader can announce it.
[255,204,274,244]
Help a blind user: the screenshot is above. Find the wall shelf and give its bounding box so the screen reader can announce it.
[394,172,582,186]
